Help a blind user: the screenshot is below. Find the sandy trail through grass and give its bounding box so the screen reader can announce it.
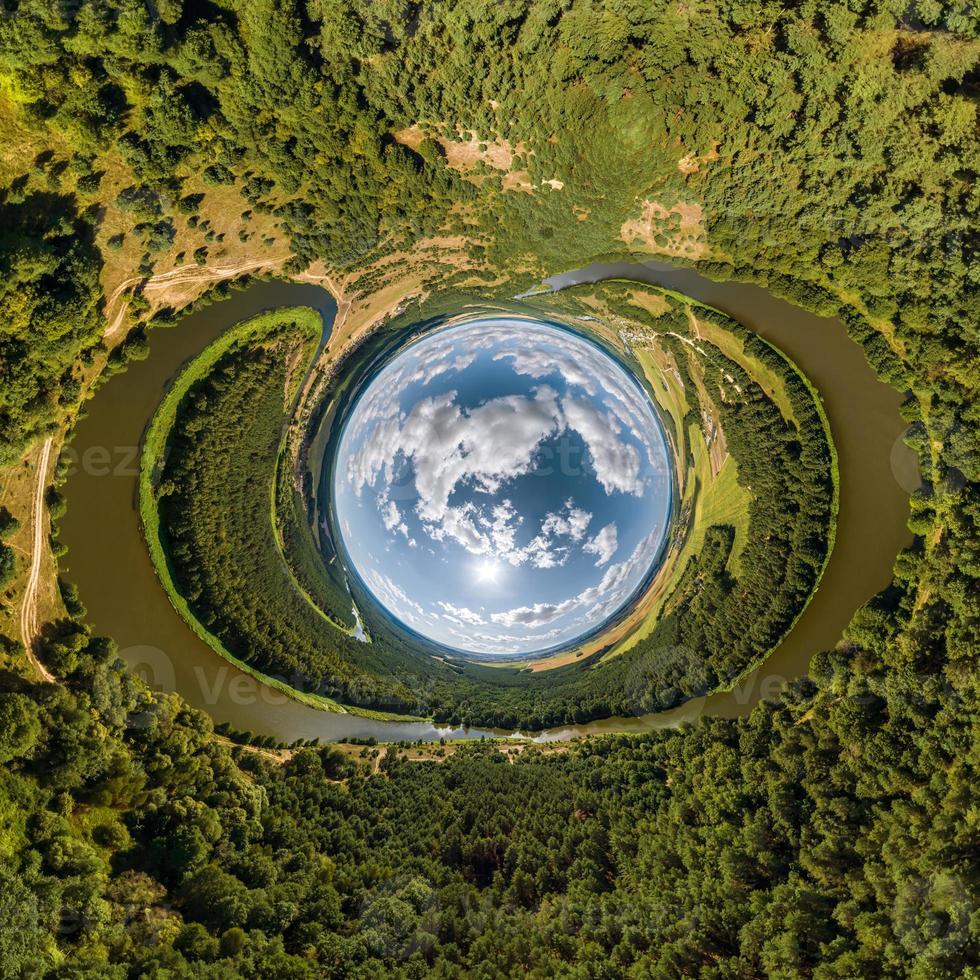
[20,437,55,683]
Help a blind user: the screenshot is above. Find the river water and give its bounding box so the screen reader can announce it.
[59,264,917,742]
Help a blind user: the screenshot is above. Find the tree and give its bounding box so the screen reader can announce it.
[0,693,41,763]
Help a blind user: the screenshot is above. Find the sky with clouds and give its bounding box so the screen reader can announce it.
[331,316,673,657]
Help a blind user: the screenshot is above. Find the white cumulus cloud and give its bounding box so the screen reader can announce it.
[490,531,658,629]
[437,602,485,626]
[584,522,618,566]
[365,569,425,625]
[561,396,643,496]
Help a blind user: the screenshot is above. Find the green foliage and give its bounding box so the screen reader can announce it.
[0,693,40,762]
[0,614,975,976]
[202,163,235,186]
[115,184,161,221]
[0,543,14,588]
[139,307,414,716]
[153,326,408,706]
[0,511,15,587]
[0,195,102,462]
[275,448,356,633]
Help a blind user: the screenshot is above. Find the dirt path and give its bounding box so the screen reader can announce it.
[215,736,296,764]
[20,437,56,683]
[104,258,287,339]
[293,266,351,334]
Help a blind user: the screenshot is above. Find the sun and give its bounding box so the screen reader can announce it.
[474,559,501,585]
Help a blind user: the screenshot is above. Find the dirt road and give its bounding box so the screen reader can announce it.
[20,437,56,683]
[104,258,287,338]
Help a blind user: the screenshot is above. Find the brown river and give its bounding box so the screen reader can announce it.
[59,264,918,742]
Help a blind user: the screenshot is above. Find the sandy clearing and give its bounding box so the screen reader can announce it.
[392,124,427,151]
[442,132,515,172]
[104,257,287,339]
[677,141,720,175]
[393,125,516,172]
[502,170,533,193]
[393,125,535,194]
[620,199,708,260]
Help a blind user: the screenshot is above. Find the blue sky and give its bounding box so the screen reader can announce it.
[331,316,673,657]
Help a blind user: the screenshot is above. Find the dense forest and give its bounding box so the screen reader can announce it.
[0,0,976,976]
[0,587,971,976]
[151,314,412,709]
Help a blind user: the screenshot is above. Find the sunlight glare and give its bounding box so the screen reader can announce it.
[474,559,501,585]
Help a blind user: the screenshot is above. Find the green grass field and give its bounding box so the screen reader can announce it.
[601,353,751,662]
[695,313,799,425]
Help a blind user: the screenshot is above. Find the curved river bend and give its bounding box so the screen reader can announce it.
[59,266,917,742]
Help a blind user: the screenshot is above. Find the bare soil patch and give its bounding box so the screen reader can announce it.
[394,125,535,194]
[620,199,708,259]
[677,140,720,175]
[98,156,290,338]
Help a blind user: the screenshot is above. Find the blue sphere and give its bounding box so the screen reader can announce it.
[332,315,674,658]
